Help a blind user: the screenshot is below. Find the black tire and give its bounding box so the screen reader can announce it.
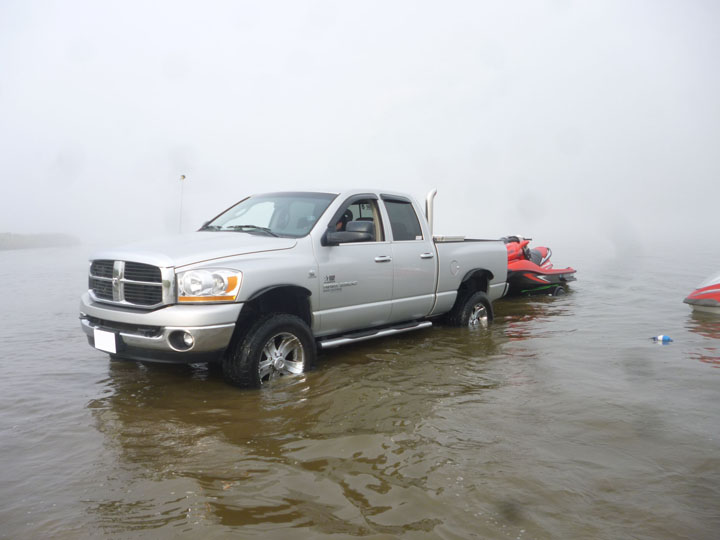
[550,286,566,296]
[448,291,493,328]
[205,361,224,376]
[222,313,316,388]
[109,354,134,363]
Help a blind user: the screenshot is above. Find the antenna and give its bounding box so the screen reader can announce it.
[179,174,186,232]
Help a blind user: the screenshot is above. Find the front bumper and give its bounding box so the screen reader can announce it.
[79,292,243,363]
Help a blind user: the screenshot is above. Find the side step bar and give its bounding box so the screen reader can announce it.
[318,320,432,349]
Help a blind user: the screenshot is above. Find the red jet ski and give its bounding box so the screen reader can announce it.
[684,273,720,314]
[502,236,577,296]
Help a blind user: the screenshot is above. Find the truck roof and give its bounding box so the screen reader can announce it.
[254,188,422,202]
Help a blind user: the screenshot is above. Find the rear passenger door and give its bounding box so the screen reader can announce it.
[381,195,437,322]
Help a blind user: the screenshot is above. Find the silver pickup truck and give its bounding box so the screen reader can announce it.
[80,189,507,387]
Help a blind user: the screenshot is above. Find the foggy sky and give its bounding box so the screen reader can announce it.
[1,0,719,258]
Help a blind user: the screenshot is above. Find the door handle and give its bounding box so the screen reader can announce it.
[374,256,392,263]
[420,252,435,259]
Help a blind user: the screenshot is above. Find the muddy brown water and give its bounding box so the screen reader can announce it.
[1,245,719,539]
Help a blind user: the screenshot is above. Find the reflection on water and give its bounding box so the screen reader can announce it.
[496,293,575,342]
[2,247,720,539]
[85,331,515,537]
[685,311,720,368]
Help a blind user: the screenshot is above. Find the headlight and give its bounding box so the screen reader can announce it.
[176,268,242,303]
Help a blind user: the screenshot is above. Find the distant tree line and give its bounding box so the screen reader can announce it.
[0,233,80,250]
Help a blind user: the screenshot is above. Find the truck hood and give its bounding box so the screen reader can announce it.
[91,232,297,268]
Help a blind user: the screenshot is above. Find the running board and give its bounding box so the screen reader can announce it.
[318,321,433,349]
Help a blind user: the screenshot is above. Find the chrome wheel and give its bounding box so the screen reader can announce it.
[223,314,315,388]
[448,291,493,328]
[257,332,305,383]
[468,303,489,328]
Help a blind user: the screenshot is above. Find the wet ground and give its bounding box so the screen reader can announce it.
[1,245,719,539]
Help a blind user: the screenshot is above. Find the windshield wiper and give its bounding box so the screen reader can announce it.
[199,224,221,231]
[224,225,279,237]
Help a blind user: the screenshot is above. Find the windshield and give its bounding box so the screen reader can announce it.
[201,192,337,238]
[698,273,720,289]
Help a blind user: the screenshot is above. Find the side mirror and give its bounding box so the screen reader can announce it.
[323,220,374,246]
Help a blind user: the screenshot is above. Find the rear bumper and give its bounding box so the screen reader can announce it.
[79,292,243,363]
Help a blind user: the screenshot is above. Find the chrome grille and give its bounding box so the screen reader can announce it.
[125,262,161,282]
[88,260,171,308]
[89,277,113,300]
[124,282,163,305]
[90,260,114,278]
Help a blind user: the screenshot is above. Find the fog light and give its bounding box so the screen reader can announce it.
[169,330,195,351]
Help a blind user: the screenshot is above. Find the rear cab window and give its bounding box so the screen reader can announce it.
[382,196,424,241]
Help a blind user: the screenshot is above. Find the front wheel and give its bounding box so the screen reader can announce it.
[448,291,493,328]
[222,314,316,388]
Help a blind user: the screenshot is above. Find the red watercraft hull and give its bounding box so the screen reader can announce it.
[503,236,576,296]
[507,263,577,296]
[684,274,720,314]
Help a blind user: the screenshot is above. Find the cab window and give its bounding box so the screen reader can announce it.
[334,199,384,242]
[384,200,423,241]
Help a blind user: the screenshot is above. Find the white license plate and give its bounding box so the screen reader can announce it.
[93,328,117,354]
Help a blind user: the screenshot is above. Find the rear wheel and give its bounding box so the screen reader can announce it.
[448,291,493,328]
[222,313,315,388]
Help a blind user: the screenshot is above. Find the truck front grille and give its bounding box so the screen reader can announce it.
[90,278,113,300]
[88,260,171,308]
[124,282,163,305]
[90,260,114,278]
[124,262,162,282]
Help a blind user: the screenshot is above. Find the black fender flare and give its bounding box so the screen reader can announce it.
[460,268,494,292]
[246,284,312,302]
[244,284,313,328]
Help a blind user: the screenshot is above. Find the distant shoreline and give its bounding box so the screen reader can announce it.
[0,233,81,251]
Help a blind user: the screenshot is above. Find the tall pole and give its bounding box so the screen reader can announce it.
[179,174,186,232]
